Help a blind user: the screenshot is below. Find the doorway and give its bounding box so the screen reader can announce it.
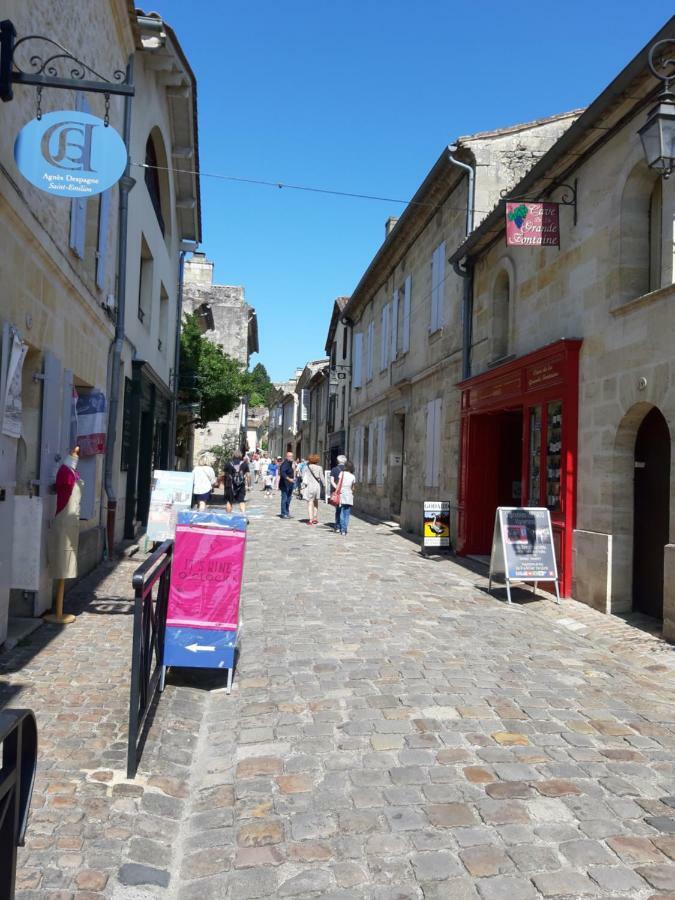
[633,407,670,619]
[465,408,523,552]
[136,411,154,526]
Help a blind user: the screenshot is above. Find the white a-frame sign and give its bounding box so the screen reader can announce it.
[488,507,561,605]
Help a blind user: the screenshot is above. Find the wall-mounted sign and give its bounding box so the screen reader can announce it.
[488,506,560,604]
[14,110,127,197]
[423,500,450,550]
[505,202,560,247]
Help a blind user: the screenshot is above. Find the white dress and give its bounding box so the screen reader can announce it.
[48,478,82,579]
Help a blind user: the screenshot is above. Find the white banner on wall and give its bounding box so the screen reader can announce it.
[2,332,27,438]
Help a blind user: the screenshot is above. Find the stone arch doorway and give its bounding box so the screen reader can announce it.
[633,407,670,619]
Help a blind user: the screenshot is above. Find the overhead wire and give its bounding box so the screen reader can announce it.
[133,161,498,217]
[133,161,495,340]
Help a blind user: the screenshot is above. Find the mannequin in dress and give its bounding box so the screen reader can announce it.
[45,446,82,625]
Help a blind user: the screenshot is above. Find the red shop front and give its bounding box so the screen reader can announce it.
[457,339,581,597]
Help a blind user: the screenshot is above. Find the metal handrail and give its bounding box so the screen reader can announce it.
[127,539,172,778]
[0,709,38,899]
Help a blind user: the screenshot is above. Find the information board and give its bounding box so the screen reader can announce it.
[146,470,194,541]
[423,500,450,550]
[488,507,560,604]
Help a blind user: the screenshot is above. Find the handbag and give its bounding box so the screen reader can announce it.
[307,465,325,500]
[328,472,343,507]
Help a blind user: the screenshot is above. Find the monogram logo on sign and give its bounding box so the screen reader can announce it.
[40,120,97,172]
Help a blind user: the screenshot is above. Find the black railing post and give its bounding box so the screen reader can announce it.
[0,709,38,899]
[127,540,172,778]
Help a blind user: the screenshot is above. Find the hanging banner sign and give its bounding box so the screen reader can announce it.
[505,202,560,247]
[488,506,560,604]
[423,500,450,549]
[14,110,127,197]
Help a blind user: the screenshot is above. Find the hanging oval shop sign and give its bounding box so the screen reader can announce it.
[14,110,127,198]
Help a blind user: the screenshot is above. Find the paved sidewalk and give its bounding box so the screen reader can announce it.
[6,495,675,898]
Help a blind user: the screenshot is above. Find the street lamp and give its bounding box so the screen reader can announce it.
[638,38,675,178]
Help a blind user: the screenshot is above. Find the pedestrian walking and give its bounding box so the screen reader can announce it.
[329,454,346,531]
[251,452,261,485]
[279,451,295,518]
[192,455,217,510]
[301,454,324,525]
[273,456,282,491]
[223,450,250,516]
[336,460,356,535]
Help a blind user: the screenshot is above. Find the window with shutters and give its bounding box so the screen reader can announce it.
[158,283,169,353]
[137,237,154,326]
[430,241,446,333]
[145,134,165,236]
[83,194,101,282]
[425,399,442,487]
[397,275,411,355]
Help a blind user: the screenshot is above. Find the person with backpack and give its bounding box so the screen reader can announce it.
[223,450,250,516]
[329,454,346,531]
[301,454,324,525]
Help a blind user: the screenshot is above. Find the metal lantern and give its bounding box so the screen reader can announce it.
[639,99,675,177]
[640,39,675,178]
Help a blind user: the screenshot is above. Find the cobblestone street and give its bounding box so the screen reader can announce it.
[5,497,675,899]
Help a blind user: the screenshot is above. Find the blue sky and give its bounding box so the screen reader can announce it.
[154,1,674,382]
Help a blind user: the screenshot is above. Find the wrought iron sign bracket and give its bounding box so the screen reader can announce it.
[0,19,134,103]
[501,178,578,226]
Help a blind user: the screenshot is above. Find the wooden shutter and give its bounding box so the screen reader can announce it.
[376,416,386,485]
[367,322,374,381]
[95,188,112,290]
[390,291,398,361]
[367,423,375,482]
[352,332,363,387]
[300,389,309,422]
[425,401,435,487]
[402,276,411,353]
[380,303,389,371]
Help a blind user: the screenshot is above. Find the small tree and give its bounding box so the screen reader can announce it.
[179,314,246,426]
[244,362,274,407]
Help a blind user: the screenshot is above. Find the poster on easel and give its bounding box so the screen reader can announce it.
[146,470,194,541]
[423,500,451,550]
[488,507,560,604]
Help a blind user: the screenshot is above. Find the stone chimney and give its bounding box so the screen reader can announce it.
[184,251,214,286]
[384,216,399,239]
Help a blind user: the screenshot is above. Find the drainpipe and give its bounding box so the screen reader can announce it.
[169,248,191,468]
[447,144,475,381]
[447,144,474,236]
[104,57,135,557]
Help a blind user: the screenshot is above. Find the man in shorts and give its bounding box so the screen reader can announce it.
[222,450,250,516]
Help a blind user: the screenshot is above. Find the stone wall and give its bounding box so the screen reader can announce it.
[469,107,675,633]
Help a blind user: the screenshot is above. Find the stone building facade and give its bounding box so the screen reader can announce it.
[325,297,352,469]
[268,372,301,459]
[0,0,134,639]
[344,112,579,539]
[115,11,200,541]
[450,18,675,634]
[295,359,329,461]
[182,252,259,459]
